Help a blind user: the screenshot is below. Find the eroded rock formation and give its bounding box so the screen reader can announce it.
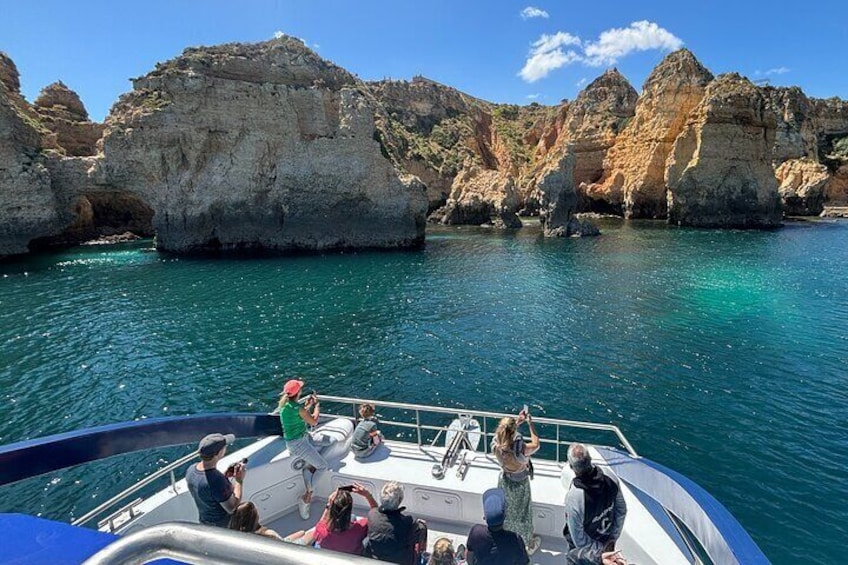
[666,74,782,227]
[561,69,638,191]
[775,158,830,215]
[431,166,522,228]
[763,87,818,163]
[370,77,553,225]
[97,38,427,253]
[4,40,848,258]
[584,50,713,218]
[34,81,104,157]
[0,53,64,256]
[536,150,580,236]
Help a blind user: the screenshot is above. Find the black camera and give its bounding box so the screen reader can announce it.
[225,458,248,476]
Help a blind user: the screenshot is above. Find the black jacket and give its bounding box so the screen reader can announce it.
[366,506,415,564]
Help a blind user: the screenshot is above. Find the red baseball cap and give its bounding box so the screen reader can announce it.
[283,379,304,396]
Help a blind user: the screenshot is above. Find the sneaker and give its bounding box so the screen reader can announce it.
[298,496,311,520]
[526,534,542,555]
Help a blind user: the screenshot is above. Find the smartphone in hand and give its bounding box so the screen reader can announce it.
[337,485,355,492]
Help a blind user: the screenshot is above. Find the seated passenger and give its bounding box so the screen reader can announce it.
[466,488,528,565]
[351,403,383,459]
[312,484,378,555]
[428,537,457,565]
[228,501,283,540]
[366,481,428,565]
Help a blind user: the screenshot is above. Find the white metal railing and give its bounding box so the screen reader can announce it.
[82,522,376,565]
[316,394,639,459]
[72,450,197,528]
[72,397,636,533]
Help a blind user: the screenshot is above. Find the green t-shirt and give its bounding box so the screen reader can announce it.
[280,400,307,440]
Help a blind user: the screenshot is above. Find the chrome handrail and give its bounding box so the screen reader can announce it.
[317,394,638,458]
[82,521,376,565]
[71,450,198,527]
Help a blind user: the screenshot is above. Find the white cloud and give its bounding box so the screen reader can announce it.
[273,30,285,39]
[518,21,683,81]
[583,21,683,66]
[576,78,588,88]
[313,43,321,50]
[764,66,790,76]
[519,32,582,82]
[521,6,549,19]
[526,93,541,100]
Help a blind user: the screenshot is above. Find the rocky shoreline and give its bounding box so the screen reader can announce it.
[1,40,846,258]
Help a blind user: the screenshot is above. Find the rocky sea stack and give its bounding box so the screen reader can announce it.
[666,73,783,228]
[34,81,104,157]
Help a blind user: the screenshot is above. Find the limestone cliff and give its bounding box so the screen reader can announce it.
[34,81,104,157]
[97,38,428,253]
[811,97,848,202]
[762,87,818,164]
[6,41,848,258]
[666,74,782,227]
[584,50,713,218]
[0,53,64,256]
[535,150,585,236]
[368,77,486,212]
[561,69,638,191]
[821,133,848,204]
[369,77,553,225]
[775,158,830,215]
[430,166,522,228]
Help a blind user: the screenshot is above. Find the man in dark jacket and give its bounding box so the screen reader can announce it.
[366,481,427,564]
[563,443,627,565]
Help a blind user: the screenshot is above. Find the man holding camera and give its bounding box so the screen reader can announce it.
[186,432,247,528]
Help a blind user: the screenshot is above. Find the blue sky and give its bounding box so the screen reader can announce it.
[3,0,847,122]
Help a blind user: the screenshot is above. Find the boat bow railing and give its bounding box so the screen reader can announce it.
[317,394,639,461]
[71,450,198,528]
[82,521,375,565]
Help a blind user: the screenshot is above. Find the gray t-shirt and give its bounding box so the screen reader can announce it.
[351,418,378,453]
[186,464,232,527]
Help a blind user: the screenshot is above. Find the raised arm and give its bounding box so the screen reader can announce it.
[353,483,379,508]
[523,414,540,454]
[299,396,321,426]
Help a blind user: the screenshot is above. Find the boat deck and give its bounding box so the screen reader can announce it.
[253,437,689,564]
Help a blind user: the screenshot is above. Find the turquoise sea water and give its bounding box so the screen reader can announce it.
[1,219,847,564]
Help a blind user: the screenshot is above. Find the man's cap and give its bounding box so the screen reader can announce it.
[482,488,506,527]
[198,433,235,457]
[283,379,304,396]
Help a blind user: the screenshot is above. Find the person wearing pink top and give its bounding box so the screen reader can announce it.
[312,484,378,555]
